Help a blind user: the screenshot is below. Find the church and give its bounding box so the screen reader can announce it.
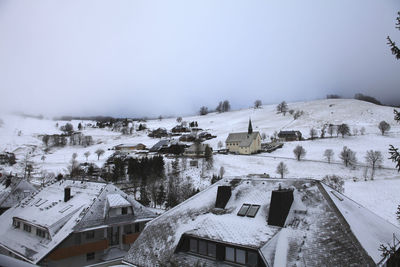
[225,119,261,155]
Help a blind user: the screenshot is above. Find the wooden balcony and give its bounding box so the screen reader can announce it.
[123,233,140,244]
[47,239,108,260]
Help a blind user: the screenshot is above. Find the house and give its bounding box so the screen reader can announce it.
[184,143,212,157]
[171,125,190,133]
[114,143,147,151]
[278,130,302,142]
[0,177,37,214]
[123,177,400,267]
[148,128,169,138]
[0,152,16,165]
[0,180,156,267]
[225,119,261,155]
[149,140,187,155]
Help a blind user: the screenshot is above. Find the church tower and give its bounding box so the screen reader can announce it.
[248,118,253,134]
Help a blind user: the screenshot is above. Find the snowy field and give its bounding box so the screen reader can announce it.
[1,98,400,225]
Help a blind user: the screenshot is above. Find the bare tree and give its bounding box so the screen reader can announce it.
[68,153,80,178]
[217,141,223,149]
[84,151,91,161]
[199,106,208,115]
[328,124,336,137]
[360,127,366,135]
[95,148,105,160]
[339,146,357,167]
[324,149,334,163]
[276,101,288,115]
[322,175,344,193]
[219,166,225,179]
[261,132,267,141]
[353,128,359,136]
[365,150,383,171]
[309,128,318,140]
[276,162,288,178]
[293,145,306,161]
[337,123,350,138]
[254,100,262,109]
[378,121,391,135]
[176,117,182,123]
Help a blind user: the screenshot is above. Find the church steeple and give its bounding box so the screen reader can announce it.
[248,118,253,134]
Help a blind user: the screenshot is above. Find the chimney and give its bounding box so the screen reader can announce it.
[64,187,71,202]
[267,187,294,227]
[215,186,231,209]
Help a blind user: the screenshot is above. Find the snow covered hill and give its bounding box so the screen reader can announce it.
[1,98,400,224]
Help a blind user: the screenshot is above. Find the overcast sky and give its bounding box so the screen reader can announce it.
[0,0,399,117]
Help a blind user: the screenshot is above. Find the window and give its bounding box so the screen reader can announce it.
[190,239,198,253]
[207,242,216,258]
[13,219,20,228]
[122,207,128,215]
[124,224,132,234]
[86,252,95,261]
[237,204,250,216]
[198,240,207,255]
[86,230,95,239]
[75,233,81,245]
[23,224,31,233]
[248,251,258,267]
[36,228,46,238]
[225,246,258,266]
[188,238,217,259]
[246,205,260,218]
[237,204,260,218]
[134,223,140,233]
[225,247,235,262]
[236,249,246,264]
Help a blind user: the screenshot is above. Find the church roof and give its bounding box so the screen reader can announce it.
[226,132,260,147]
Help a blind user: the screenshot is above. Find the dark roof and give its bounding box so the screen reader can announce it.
[123,178,400,267]
[278,130,301,137]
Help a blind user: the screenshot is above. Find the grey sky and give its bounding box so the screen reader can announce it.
[0,0,399,117]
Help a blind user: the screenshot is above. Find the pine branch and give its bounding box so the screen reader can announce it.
[389,145,400,172]
[387,36,400,59]
[394,109,400,122]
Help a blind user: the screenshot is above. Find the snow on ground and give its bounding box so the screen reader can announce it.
[1,98,400,224]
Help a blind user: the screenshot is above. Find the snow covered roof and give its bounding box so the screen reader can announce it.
[0,180,156,264]
[0,178,37,209]
[124,177,400,267]
[107,193,131,208]
[225,132,260,147]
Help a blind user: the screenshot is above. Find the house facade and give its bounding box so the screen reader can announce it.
[0,180,156,267]
[278,130,302,142]
[226,119,261,155]
[123,177,400,267]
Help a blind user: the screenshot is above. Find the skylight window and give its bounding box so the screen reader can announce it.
[246,205,260,218]
[237,204,261,217]
[59,205,73,213]
[35,199,47,207]
[237,204,250,216]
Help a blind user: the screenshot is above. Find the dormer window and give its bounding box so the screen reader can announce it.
[23,224,31,233]
[12,219,20,229]
[36,228,46,238]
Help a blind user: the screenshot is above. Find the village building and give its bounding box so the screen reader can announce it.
[278,130,302,142]
[0,180,156,267]
[123,177,400,267]
[225,119,261,155]
[114,143,147,152]
[184,143,212,157]
[0,178,37,215]
[149,139,187,155]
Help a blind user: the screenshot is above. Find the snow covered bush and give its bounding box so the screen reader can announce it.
[322,175,344,193]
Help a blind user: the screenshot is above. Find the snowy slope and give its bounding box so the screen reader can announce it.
[1,98,400,225]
